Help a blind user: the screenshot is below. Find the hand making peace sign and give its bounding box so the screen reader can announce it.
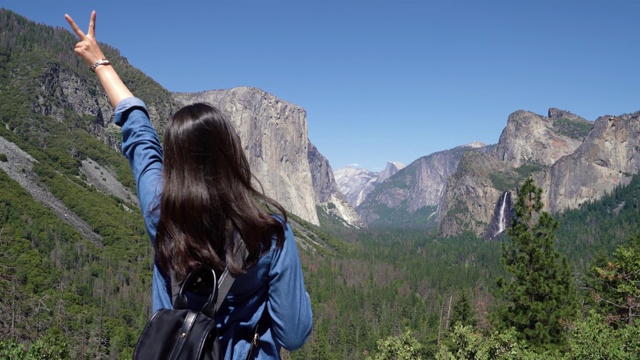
[64,11,106,68]
[64,11,133,108]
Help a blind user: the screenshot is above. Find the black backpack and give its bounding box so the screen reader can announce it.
[133,242,256,360]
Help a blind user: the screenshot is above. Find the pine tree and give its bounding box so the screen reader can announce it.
[450,291,477,328]
[585,232,640,327]
[497,177,578,348]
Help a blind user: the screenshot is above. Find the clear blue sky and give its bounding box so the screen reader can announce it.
[4,1,640,171]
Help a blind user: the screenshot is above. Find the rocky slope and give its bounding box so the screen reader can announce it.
[546,112,640,213]
[334,167,378,208]
[355,145,478,226]
[308,143,366,228]
[495,109,585,167]
[0,135,103,246]
[436,107,640,237]
[437,150,520,237]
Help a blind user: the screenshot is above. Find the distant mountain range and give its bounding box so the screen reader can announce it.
[337,106,640,238]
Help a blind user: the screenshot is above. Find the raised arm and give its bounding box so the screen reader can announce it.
[64,11,133,108]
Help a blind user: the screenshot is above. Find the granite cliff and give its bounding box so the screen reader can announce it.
[173,88,362,227]
[308,143,366,228]
[436,107,640,237]
[546,112,640,213]
[337,105,638,238]
[354,146,475,226]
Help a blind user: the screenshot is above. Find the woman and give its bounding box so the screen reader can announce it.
[65,11,313,358]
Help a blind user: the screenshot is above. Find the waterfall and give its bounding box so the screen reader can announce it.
[486,191,512,239]
[497,192,508,235]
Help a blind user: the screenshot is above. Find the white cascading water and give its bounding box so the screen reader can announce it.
[497,192,508,235]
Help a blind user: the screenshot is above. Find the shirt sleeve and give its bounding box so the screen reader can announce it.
[267,223,313,350]
[115,97,163,247]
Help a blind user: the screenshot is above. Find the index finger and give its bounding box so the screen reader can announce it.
[64,14,86,39]
[88,10,96,38]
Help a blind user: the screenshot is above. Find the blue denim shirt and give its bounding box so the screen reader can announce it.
[115,97,312,358]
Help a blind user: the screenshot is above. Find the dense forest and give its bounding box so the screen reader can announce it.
[1,8,640,359]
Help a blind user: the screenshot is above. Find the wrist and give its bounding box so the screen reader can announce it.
[90,59,110,72]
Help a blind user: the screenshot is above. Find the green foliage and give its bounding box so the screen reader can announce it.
[489,173,518,193]
[0,153,7,162]
[568,311,640,359]
[450,291,477,328]
[514,163,544,178]
[0,334,68,359]
[436,325,535,360]
[367,204,438,228]
[366,329,424,360]
[497,177,579,349]
[556,174,640,270]
[553,117,593,140]
[489,164,544,193]
[584,232,640,327]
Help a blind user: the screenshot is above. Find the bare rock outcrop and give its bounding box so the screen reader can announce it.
[308,142,365,228]
[547,112,640,213]
[495,110,583,167]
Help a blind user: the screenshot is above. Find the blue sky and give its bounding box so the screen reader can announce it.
[3,1,640,171]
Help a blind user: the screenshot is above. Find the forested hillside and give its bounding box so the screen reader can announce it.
[2,8,640,359]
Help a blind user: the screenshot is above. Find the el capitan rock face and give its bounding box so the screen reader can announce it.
[174,87,360,226]
[174,88,319,224]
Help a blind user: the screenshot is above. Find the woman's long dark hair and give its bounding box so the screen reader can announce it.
[156,103,287,279]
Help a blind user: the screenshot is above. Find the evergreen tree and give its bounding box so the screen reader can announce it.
[585,232,640,327]
[497,177,578,348]
[450,291,477,328]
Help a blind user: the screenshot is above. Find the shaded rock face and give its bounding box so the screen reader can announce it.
[438,150,518,237]
[34,63,111,124]
[174,87,319,225]
[357,147,467,224]
[495,110,583,167]
[34,63,178,152]
[308,142,365,228]
[547,112,640,213]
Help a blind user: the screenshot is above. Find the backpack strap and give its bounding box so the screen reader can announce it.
[212,237,248,312]
[170,234,249,314]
